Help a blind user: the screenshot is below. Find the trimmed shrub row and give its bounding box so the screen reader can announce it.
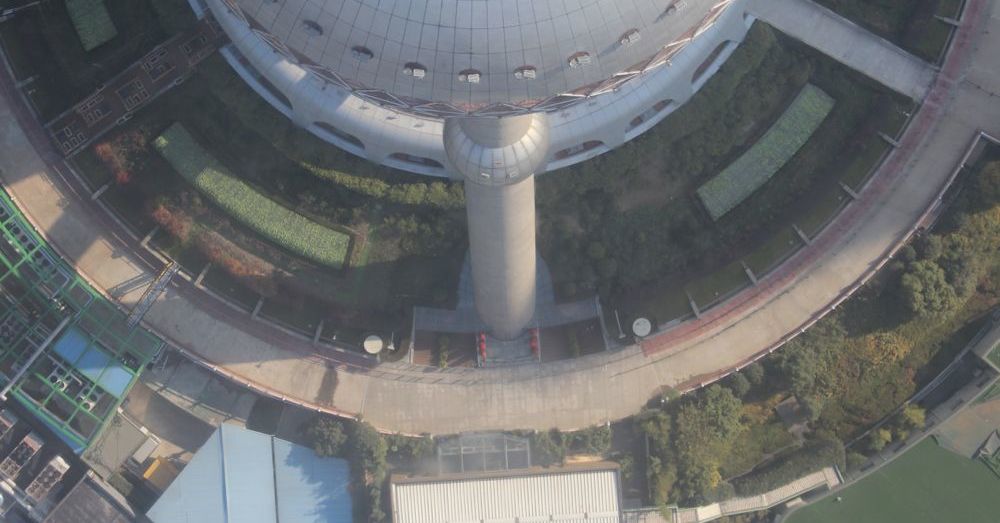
[697,84,835,220]
[154,123,352,268]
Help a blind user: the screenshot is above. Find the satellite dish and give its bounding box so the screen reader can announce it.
[632,318,652,338]
[363,335,384,355]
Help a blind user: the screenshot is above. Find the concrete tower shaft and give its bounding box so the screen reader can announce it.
[464,175,537,340]
[445,113,549,339]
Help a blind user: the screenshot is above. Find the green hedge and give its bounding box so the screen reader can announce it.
[697,84,835,220]
[154,123,351,268]
[731,437,845,496]
[65,0,118,51]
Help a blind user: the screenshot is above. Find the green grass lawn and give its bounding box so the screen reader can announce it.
[841,141,890,190]
[988,344,1000,369]
[154,123,353,268]
[976,382,1000,404]
[743,227,803,277]
[200,268,259,311]
[788,439,1000,523]
[697,84,836,220]
[620,286,693,327]
[797,189,848,237]
[686,259,752,309]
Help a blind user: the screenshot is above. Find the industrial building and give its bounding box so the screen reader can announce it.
[391,462,623,523]
[147,424,353,523]
[0,192,162,453]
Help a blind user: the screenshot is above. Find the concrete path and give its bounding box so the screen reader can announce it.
[748,0,938,100]
[121,383,215,461]
[0,0,997,434]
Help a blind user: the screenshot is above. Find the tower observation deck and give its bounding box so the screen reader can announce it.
[203,0,755,338]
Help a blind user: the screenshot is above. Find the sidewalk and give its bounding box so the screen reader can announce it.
[749,0,937,100]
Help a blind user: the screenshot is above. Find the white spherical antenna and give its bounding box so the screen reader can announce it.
[363,335,384,355]
[632,318,652,338]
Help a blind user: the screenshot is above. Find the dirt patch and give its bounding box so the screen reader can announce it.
[935,395,1000,457]
[616,153,679,212]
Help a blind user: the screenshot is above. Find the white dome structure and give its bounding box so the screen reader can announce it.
[444,114,549,183]
[204,0,755,177]
[201,0,756,339]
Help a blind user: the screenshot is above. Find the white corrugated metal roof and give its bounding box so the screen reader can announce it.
[391,467,622,523]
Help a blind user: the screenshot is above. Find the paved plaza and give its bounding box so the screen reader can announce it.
[0,0,999,434]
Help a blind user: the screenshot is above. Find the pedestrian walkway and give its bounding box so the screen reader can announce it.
[748,0,937,100]
[623,467,841,523]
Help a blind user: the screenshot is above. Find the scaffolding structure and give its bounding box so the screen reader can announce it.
[0,191,162,452]
[436,433,531,474]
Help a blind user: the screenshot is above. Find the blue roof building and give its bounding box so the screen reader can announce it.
[147,424,352,523]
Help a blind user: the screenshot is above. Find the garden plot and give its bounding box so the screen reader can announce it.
[697,84,835,220]
[154,123,352,268]
[65,0,118,51]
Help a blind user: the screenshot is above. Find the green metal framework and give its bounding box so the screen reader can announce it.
[0,189,162,452]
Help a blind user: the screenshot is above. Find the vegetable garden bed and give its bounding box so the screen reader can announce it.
[697,84,835,220]
[64,0,117,51]
[154,123,353,269]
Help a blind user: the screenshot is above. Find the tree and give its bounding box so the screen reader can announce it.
[615,453,635,484]
[973,160,1000,208]
[567,424,612,455]
[698,385,744,440]
[775,321,845,398]
[900,260,959,317]
[799,394,826,422]
[859,331,912,366]
[899,404,926,429]
[531,430,566,467]
[867,428,893,452]
[347,421,388,522]
[436,335,450,368]
[936,234,987,298]
[744,362,765,388]
[669,387,744,504]
[892,404,926,440]
[725,372,751,398]
[676,459,721,503]
[845,451,867,472]
[348,421,388,477]
[388,434,434,461]
[302,416,347,457]
[637,409,673,456]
